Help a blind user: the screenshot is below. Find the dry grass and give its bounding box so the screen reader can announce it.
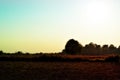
[0,62,120,80]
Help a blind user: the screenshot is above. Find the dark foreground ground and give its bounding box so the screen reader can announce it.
[0,62,120,80]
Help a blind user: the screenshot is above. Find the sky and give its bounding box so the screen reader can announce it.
[0,0,120,53]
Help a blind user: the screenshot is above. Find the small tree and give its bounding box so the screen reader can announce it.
[15,51,23,55]
[0,50,4,55]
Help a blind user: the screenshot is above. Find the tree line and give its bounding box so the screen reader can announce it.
[0,39,120,62]
[0,39,120,55]
[63,39,120,55]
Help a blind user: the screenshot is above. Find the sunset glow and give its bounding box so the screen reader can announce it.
[0,0,120,53]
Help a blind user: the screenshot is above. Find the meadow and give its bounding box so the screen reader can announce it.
[0,61,120,80]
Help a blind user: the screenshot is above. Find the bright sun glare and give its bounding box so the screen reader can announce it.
[86,1,111,25]
[80,1,115,36]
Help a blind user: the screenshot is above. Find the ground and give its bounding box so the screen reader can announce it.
[0,61,120,80]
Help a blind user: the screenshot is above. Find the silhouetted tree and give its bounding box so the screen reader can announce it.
[102,45,108,48]
[81,44,89,54]
[109,44,117,53]
[96,45,102,54]
[88,42,96,48]
[64,39,82,54]
[0,50,4,55]
[25,52,30,55]
[82,42,97,54]
[15,51,23,55]
[102,45,109,54]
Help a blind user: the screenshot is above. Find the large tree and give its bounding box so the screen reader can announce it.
[64,39,82,54]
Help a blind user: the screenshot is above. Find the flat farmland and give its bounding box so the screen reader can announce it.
[0,62,120,80]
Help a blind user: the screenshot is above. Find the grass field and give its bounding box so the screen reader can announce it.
[0,62,120,80]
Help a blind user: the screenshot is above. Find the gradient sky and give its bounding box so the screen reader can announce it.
[0,0,120,53]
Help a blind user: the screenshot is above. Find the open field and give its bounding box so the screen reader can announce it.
[0,62,120,80]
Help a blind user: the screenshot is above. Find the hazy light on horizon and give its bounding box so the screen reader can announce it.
[0,0,120,53]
